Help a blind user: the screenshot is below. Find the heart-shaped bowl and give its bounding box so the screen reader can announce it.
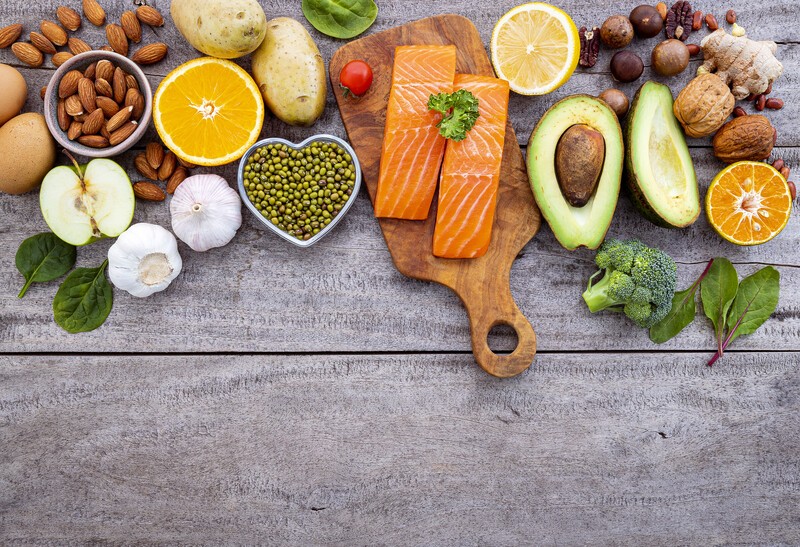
[237,135,362,248]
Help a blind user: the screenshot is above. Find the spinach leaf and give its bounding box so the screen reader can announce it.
[700,257,738,351]
[650,259,714,344]
[302,0,378,39]
[53,259,113,334]
[724,266,780,346]
[16,233,77,298]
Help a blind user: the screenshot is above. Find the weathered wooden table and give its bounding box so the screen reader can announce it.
[2,0,799,544]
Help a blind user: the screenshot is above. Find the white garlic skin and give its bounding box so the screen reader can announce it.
[170,174,242,252]
[108,223,183,298]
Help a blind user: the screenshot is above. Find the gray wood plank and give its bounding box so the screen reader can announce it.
[1,352,798,545]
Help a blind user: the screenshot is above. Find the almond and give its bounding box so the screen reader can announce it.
[131,42,168,65]
[40,86,47,100]
[84,61,97,80]
[125,74,139,92]
[78,134,109,148]
[99,45,113,52]
[68,37,92,55]
[52,51,74,67]
[96,96,120,118]
[120,10,142,43]
[0,24,23,48]
[133,181,166,201]
[57,99,70,131]
[158,152,177,181]
[59,70,82,99]
[65,94,84,116]
[83,0,106,27]
[95,59,113,82]
[40,20,67,46]
[136,5,164,27]
[146,142,164,170]
[166,167,189,194]
[11,42,43,67]
[109,121,137,146]
[95,78,112,98]
[100,122,111,141]
[135,153,158,180]
[78,77,97,113]
[57,6,82,32]
[125,88,145,119]
[67,120,83,141]
[178,157,197,169]
[112,66,127,103]
[81,107,105,135]
[106,104,133,132]
[74,113,87,123]
[30,32,56,55]
[106,24,128,56]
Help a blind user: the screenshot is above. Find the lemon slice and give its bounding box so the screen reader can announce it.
[491,2,580,95]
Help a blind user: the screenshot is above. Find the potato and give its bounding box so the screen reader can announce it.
[252,18,326,127]
[0,113,56,195]
[171,0,267,59]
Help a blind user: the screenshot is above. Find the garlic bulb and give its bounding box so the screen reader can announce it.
[170,174,242,252]
[108,223,183,298]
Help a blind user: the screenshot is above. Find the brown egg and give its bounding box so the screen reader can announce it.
[0,64,27,127]
[0,113,56,194]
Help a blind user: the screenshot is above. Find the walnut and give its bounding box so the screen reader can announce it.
[579,26,600,67]
[673,74,735,138]
[666,1,693,41]
[712,115,775,163]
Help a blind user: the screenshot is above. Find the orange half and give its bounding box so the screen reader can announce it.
[706,161,792,246]
[153,57,264,167]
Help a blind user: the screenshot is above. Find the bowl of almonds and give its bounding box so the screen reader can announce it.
[43,50,152,158]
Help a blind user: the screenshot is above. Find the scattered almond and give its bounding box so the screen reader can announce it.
[158,152,177,181]
[106,24,128,56]
[95,59,113,82]
[57,99,70,131]
[131,42,168,65]
[57,6,82,32]
[120,10,142,43]
[106,104,133,133]
[40,86,47,100]
[52,51,74,68]
[135,153,159,179]
[166,167,189,194]
[78,77,98,113]
[68,37,92,55]
[109,121,137,146]
[78,134,109,148]
[11,42,44,67]
[65,94,84,117]
[96,95,120,118]
[146,142,164,170]
[59,70,82,99]
[133,181,166,201]
[67,120,83,141]
[178,157,197,169]
[136,5,165,27]
[0,24,23,49]
[82,107,105,135]
[30,32,57,55]
[112,66,127,103]
[99,45,113,52]
[83,0,106,26]
[40,20,68,46]
[95,77,113,98]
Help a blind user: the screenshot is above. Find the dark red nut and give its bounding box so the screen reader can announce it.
[705,13,719,31]
[756,94,767,111]
[781,166,791,180]
[772,158,785,172]
[787,181,796,201]
[725,10,737,24]
[765,98,784,110]
[733,106,747,118]
[692,10,703,30]
[765,83,772,95]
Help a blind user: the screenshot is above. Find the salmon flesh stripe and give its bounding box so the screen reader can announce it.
[433,74,510,259]
[374,45,457,219]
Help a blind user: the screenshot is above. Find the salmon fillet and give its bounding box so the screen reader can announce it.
[374,45,457,219]
[433,74,510,259]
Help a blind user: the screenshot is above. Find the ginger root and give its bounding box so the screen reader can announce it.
[699,29,783,100]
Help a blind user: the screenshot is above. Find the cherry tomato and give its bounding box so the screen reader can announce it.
[339,60,373,97]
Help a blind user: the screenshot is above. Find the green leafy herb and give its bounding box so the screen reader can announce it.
[700,257,739,352]
[53,259,113,334]
[707,266,780,367]
[427,89,480,142]
[15,233,77,299]
[650,259,714,343]
[301,0,378,39]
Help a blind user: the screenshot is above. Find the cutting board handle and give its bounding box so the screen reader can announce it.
[458,282,536,378]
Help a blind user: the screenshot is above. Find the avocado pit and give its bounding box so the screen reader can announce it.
[555,124,606,207]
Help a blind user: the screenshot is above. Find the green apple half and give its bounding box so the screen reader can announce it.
[40,158,135,246]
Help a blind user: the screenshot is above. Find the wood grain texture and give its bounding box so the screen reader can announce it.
[1,352,798,545]
[331,15,540,377]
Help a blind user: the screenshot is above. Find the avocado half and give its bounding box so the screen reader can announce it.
[527,95,623,250]
[625,81,699,228]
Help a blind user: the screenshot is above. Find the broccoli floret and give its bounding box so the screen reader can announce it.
[582,239,677,329]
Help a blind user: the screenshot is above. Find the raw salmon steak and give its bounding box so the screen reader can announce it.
[433,74,510,259]
[374,45,457,219]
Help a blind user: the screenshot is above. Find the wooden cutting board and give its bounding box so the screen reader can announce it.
[330,15,541,378]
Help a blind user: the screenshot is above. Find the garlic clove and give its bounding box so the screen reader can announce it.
[108,223,183,297]
[170,174,242,252]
